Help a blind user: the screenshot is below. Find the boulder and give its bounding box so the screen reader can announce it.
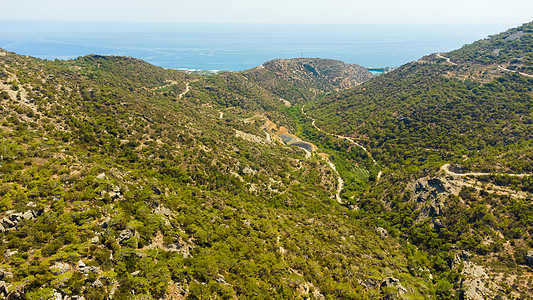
[380,277,407,299]
[154,205,172,217]
[91,236,99,245]
[50,262,72,274]
[1,217,15,228]
[0,281,7,297]
[53,290,63,300]
[80,265,99,275]
[22,210,34,220]
[9,212,23,222]
[376,227,388,238]
[118,228,135,242]
[100,217,111,229]
[78,260,86,268]
[92,279,103,287]
[527,250,533,267]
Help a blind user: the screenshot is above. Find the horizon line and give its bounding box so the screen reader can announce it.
[1,19,524,26]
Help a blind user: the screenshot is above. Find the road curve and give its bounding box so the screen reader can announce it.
[441,163,532,177]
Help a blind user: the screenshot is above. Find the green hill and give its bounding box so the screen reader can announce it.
[0,21,532,299]
[0,50,430,299]
[304,21,533,298]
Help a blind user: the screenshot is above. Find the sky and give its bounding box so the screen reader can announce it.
[1,0,532,24]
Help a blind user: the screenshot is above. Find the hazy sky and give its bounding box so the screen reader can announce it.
[1,0,532,24]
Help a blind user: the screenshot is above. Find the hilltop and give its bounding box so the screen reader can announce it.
[244,58,374,104]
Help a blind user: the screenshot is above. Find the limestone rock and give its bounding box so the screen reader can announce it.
[9,212,23,222]
[243,166,256,176]
[80,265,100,275]
[0,281,7,298]
[22,210,34,220]
[376,227,388,238]
[380,277,407,299]
[527,250,533,267]
[50,262,72,274]
[459,261,497,300]
[100,217,111,228]
[118,228,135,243]
[407,176,462,223]
[92,279,103,287]
[1,217,14,228]
[408,176,462,203]
[91,236,99,244]
[154,205,172,217]
[53,290,63,300]
[78,260,86,268]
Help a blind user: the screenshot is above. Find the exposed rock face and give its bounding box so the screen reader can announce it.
[407,176,462,222]
[50,262,72,274]
[118,228,135,243]
[451,251,506,300]
[380,277,407,299]
[527,250,533,267]
[459,262,493,300]
[154,205,173,218]
[0,209,42,232]
[376,227,388,238]
[408,176,462,203]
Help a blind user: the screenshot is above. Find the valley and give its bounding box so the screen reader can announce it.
[0,21,533,299]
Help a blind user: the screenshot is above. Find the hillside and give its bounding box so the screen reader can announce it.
[0,49,433,299]
[1,21,533,300]
[304,21,533,298]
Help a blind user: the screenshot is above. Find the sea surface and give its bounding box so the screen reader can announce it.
[0,21,518,71]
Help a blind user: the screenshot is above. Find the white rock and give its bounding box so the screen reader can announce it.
[77,260,86,268]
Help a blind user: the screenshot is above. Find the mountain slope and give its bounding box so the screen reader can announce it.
[304,21,533,298]
[1,21,533,300]
[0,49,432,299]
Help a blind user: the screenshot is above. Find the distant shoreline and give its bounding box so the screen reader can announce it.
[367,67,395,75]
[0,21,508,72]
[173,66,395,75]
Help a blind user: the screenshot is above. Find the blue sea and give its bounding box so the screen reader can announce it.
[0,21,518,71]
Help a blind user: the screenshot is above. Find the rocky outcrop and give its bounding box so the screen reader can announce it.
[376,227,388,238]
[117,228,135,244]
[0,209,43,232]
[380,277,407,299]
[458,261,494,300]
[407,176,462,222]
[527,250,533,267]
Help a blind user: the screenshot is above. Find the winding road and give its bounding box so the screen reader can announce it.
[441,164,532,178]
[301,105,376,163]
[178,82,191,99]
[436,53,458,66]
[497,65,533,78]
[300,104,384,203]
